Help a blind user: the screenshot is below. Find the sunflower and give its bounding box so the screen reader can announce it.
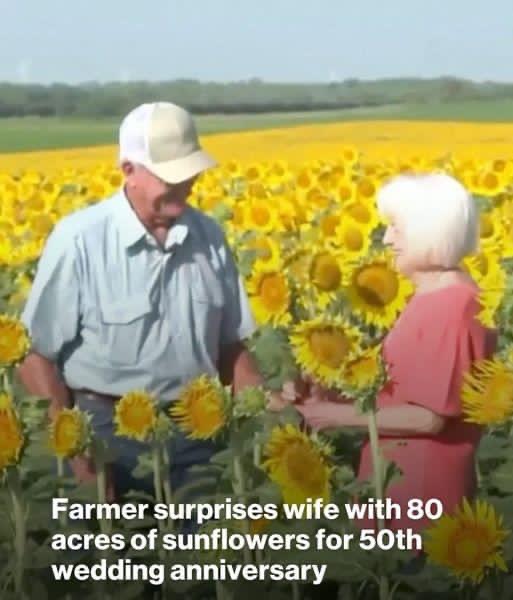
[242,235,282,272]
[289,316,361,387]
[475,169,509,197]
[334,219,372,260]
[463,250,504,283]
[461,358,513,426]
[114,390,158,442]
[170,375,228,440]
[49,407,92,459]
[424,498,508,584]
[342,196,380,234]
[479,209,505,249]
[344,345,386,390]
[476,282,506,328]
[261,424,333,504]
[244,198,281,233]
[338,178,357,204]
[302,246,346,309]
[246,267,292,327]
[0,314,31,367]
[344,252,413,330]
[0,393,25,471]
[232,386,268,419]
[283,246,313,284]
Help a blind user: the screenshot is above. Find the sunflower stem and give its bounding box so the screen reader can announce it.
[292,581,301,600]
[215,579,232,600]
[161,443,174,532]
[253,440,262,469]
[2,369,12,395]
[93,441,112,600]
[7,467,26,599]
[366,410,391,600]
[366,410,385,528]
[152,442,171,596]
[152,442,164,506]
[56,457,68,529]
[232,453,253,565]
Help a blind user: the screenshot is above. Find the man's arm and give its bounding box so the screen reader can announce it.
[218,340,264,394]
[16,352,72,420]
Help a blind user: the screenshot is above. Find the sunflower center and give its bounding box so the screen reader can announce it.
[339,185,353,202]
[0,412,22,459]
[232,205,245,226]
[342,226,364,251]
[251,205,271,227]
[249,182,267,198]
[311,254,341,291]
[480,215,495,238]
[297,172,311,189]
[358,179,376,199]
[347,202,371,225]
[308,329,351,368]
[121,404,153,432]
[484,374,513,417]
[320,215,340,237]
[55,416,80,447]
[354,265,399,307]
[246,167,260,181]
[182,387,225,437]
[450,527,489,569]
[284,443,326,493]
[259,274,289,311]
[483,173,499,190]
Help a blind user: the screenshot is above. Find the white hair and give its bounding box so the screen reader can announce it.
[376,173,479,269]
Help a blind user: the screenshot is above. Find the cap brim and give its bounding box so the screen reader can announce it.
[145,149,217,184]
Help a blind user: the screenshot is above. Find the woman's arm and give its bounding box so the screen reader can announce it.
[297,401,446,436]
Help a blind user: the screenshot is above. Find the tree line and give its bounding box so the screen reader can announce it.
[1,77,512,118]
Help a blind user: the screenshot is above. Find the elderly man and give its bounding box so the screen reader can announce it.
[17,101,274,500]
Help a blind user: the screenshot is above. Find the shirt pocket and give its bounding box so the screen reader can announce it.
[184,263,224,361]
[99,293,153,365]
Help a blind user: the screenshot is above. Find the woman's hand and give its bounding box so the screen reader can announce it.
[296,401,347,430]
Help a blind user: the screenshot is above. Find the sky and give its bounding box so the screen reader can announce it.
[2,0,513,84]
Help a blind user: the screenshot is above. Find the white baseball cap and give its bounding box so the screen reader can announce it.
[118,102,217,184]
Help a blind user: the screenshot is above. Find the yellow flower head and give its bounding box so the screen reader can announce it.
[114,390,158,442]
[289,316,361,388]
[303,246,345,310]
[261,424,333,504]
[344,345,385,390]
[345,251,413,329]
[0,393,25,470]
[0,314,31,367]
[424,499,509,584]
[246,267,292,327]
[461,358,513,426]
[170,375,228,440]
[49,407,91,459]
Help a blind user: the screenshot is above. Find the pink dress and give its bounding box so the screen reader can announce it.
[357,282,497,533]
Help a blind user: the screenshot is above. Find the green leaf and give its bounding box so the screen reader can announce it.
[490,461,513,494]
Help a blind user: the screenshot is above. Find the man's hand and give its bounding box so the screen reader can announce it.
[69,454,116,502]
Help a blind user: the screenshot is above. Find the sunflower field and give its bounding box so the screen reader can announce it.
[2,122,513,600]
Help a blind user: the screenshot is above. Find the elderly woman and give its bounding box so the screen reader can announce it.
[287,173,497,533]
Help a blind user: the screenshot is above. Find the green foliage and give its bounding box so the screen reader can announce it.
[248,326,298,390]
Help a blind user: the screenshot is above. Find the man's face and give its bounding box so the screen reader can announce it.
[122,162,197,222]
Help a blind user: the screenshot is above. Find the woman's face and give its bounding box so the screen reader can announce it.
[383,215,416,275]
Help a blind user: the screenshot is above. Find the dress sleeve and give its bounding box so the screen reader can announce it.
[393,290,496,418]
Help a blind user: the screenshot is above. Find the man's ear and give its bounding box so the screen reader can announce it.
[120,161,135,177]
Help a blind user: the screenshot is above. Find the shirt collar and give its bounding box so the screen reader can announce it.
[115,188,196,251]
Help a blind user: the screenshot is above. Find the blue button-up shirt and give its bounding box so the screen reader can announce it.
[21,189,257,403]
